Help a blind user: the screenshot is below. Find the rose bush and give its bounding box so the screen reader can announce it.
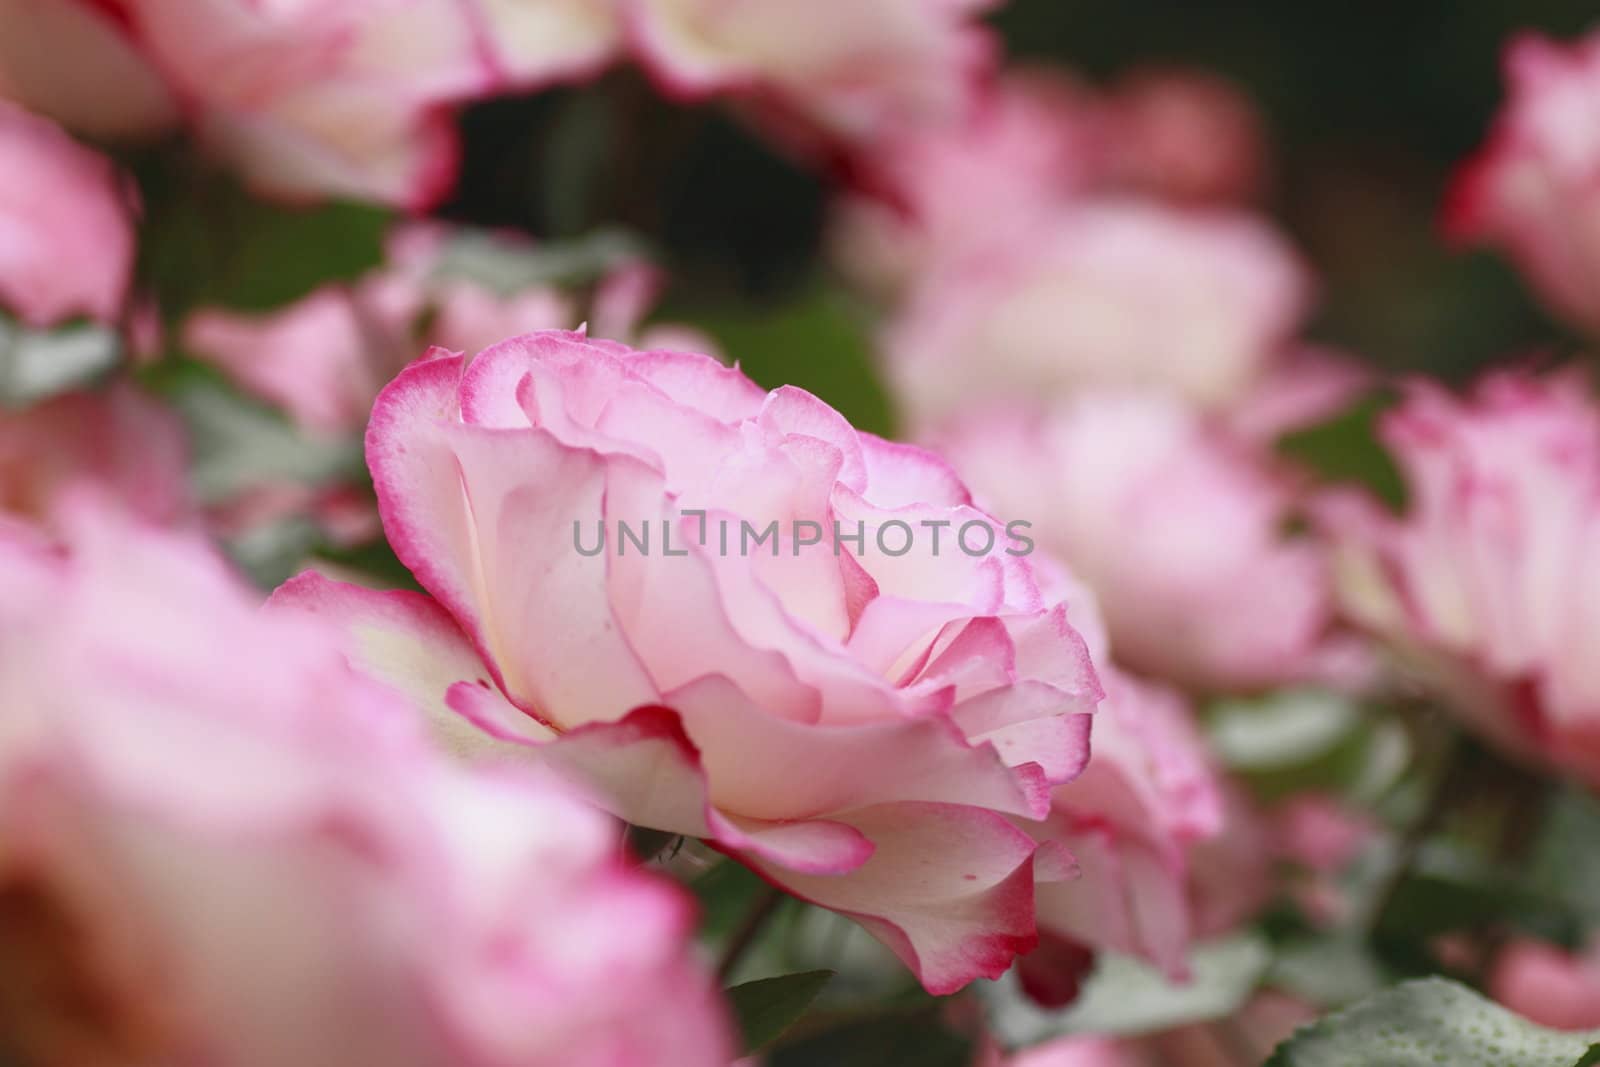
[273,327,1105,995]
[0,500,731,1066]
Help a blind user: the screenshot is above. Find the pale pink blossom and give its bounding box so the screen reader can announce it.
[1029,669,1226,979]
[830,67,1270,297]
[1445,31,1600,335]
[1,1,621,208]
[0,383,190,527]
[940,392,1346,692]
[830,70,1109,296]
[0,501,731,1066]
[1318,370,1600,785]
[0,101,134,328]
[272,328,1104,995]
[0,0,177,139]
[883,202,1313,433]
[183,226,699,438]
[1102,68,1268,206]
[1490,938,1600,1031]
[628,0,999,145]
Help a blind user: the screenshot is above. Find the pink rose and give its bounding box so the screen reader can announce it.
[940,393,1349,692]
[830,69,1110,296]
[0,501,731,1066]
[273,328,1104,995]
[1030,669,1226,978]
[0,101,134,328]
[184,225,700,438]
[1445,31,1600,335]
[1490,938,1600,1031]
[0,0,178,139]
[883,202,1312,433]
[1,1,620,208]
[0,383,190,527]
[628,0,999,145]
[1102,68,1268,206]
[1319,370,1600,785]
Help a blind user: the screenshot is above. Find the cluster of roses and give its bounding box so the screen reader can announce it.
[6,2,1600,1063]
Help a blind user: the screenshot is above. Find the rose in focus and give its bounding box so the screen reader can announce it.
[275,328,1105,995]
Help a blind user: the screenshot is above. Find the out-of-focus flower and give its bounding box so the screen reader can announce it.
[1029,669,1226,979]
[272,329,1104,995]
[183,225,693,438]
[830,66,1270,297]
[0,0,178,139]
[0,101,134,328]
[1318,371,1600,785]
[883,202,1312,433]
[1102,68,1268,206]
[628,0,999,145]
[941,392,1348,693]
[0,501,732,1067]
[1489,938,1600,1031]
[1269,792,1377,927]
[0,0,621,207]
[1445,31,1600,335]
[830,70,1108,296]
[0,383,190,527]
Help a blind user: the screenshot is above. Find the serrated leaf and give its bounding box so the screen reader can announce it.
[726,970,833,1053]
[1266,977,1600,1066]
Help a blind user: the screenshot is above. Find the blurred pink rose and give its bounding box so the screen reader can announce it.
[883,202,1312,433]
[0,0,620,207]
[184,225,700,438]
[941,393,1348,692]
[273,328,1104,995]
[830,70,1109,295]
[0,383,190,527]
[0,501,731,1066]
[1030,669,1226,978]
[0,101,134,328]
[1319,371,1600,784]
[0,0,178,139]
[628,0,999,145]
[1490,938,1600,1031]
[1104,68,1268,206]
[1269,792,1377,927]
[1445,31,1600,335]
[830,66,1270,298]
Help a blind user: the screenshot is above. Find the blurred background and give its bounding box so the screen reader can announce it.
[411,0,1600,438]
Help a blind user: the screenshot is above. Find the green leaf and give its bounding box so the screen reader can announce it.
[1266,977,1600,1066]
[1574,1046,1600,1067]
[134,157,389,318]
[985,933,1269,1043]
[1278,392,1406,510]
[725,970,833,1053]
[689,859,767,942]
